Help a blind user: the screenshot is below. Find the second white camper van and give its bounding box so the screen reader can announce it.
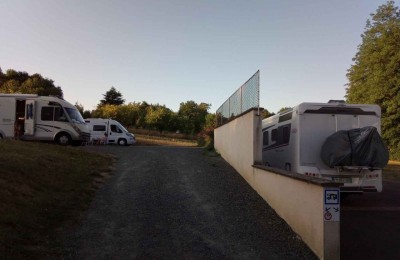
[84,118,136,146]
[262,101,389,193]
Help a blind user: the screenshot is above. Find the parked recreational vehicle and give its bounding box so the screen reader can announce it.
[0,94,90,145]
[84,118,136,146]
[262,101,389,193]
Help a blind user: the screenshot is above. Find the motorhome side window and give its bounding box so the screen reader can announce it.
[266,124,290,148]
[41,107,68,122]
[41,107,54,121]
[271,129,277,142]
[93,125,106,131]
[283,125,290,143]
[110,124,122,133]
[54,107,68,122]
[278,112,292,123]
[263,131,269,146]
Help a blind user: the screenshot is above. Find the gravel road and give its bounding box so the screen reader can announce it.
[63,145,316,259]
[341,180,400,259]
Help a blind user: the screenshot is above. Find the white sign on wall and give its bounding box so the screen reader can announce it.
[323,188,340,222]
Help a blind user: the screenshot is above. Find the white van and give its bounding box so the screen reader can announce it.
[262,101,388,193]
[0,94,90,145]
[84,118,136,146]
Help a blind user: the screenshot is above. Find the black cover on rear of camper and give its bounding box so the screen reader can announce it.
[321,126,389,168]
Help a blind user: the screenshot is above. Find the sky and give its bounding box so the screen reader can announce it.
[0,0,397,113]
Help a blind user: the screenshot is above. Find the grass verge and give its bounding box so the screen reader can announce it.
[0,140,113,259]
[135,134,197,147]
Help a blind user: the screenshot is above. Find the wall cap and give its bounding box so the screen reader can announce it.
[252,164,343,187]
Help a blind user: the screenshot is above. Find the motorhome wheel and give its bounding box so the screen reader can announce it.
[118,138,127,146]
[57,133,71,145]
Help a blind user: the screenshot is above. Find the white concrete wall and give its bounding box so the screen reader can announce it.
[253,167,324,257]
[214,109,261,186]
[214,109,340,259]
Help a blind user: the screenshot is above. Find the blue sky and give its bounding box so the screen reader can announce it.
[0,0,396,113]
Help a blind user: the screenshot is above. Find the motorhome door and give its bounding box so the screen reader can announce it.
[24,100,35,135]
[107,123,123,144]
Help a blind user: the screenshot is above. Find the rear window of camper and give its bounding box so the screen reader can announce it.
[93,125,106,131]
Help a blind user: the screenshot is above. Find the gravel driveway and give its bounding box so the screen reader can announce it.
[63,145,316,259]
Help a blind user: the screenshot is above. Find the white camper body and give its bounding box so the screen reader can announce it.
[0,94,90,145]
[84,118,136,146]
[262,101,383,192]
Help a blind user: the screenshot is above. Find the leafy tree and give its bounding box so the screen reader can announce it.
[91,101,148,128]
[261,109,275,119]
[145,105,173,133]
[92,104,118,119]
[278,107,292,113]
[0,67,5,85]
[204,113,216,129]
[167,112,180,132]
[115,102,141,127]
[178,101,210,134]
[74,102,91,118]
[82,110,92,119]
[99,86,125,106]
[75,102,84,115]
[136,101,150,128]
[346,1,400,159]
[1,79,20,93]
[0,68,63,97]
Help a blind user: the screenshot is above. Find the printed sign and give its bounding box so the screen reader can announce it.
[323,188,340,222]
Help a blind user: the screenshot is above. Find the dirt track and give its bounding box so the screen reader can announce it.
[63,145,316,259]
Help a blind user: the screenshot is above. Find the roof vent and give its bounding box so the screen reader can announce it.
[328,100,345,104]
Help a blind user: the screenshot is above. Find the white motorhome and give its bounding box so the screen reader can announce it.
[262,101,388,193]
[0,94,90,145]
[84,118,136,146]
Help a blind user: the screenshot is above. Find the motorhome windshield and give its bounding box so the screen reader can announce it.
[117,122,128,132]
[65,108,85,124]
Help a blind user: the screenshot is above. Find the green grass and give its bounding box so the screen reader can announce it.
[0,140,113,259]
[135,134,197,147]
[129,128,197,141]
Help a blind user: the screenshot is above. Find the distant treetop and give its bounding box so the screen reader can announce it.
[99,86,125,106]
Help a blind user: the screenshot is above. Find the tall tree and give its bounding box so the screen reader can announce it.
[345,1,400,159]
[100,86,125,106]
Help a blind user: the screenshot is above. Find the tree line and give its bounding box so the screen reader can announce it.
[0,71,215,136]
[75,86,215,135]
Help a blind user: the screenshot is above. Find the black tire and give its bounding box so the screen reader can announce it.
[56,133,71,145]
[118,138,127,146]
